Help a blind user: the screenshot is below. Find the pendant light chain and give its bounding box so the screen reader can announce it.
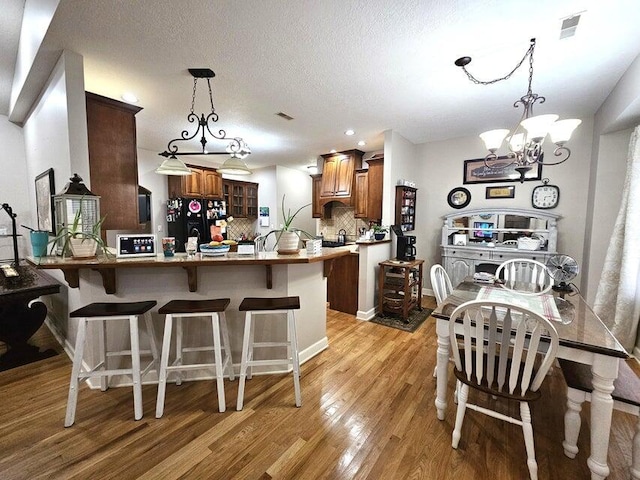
[460,39,536,86]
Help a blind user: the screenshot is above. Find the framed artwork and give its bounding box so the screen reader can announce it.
[485,185,515,199]
[35,168,55,234]
[463,156,543,184]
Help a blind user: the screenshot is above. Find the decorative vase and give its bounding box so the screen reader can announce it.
[374,233,385,241]
[69,237,98,258]
[276,230,300,254]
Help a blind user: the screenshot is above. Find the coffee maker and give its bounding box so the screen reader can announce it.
[391,225,416,261]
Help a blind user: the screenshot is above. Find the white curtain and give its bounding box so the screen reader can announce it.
[593,125,640,352]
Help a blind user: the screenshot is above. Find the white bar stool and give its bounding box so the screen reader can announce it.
[155,298,234,416]
[65,300,159,427]
[236,296,301,411]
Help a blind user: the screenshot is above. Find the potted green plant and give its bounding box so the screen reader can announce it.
[263,195,312,254]
[49,206,109,258]
[372,225,388,241]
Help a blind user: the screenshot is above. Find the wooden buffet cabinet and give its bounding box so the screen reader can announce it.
[440,208,561,288]
[86,92,142,231]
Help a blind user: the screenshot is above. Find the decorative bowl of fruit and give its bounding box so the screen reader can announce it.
[200,239,237,256]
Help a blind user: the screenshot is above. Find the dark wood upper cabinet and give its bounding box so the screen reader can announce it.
[319,149,363,205]
[85,92,142,232]
[354,155,383,221]
[222,180,259,218]
[167,165,222,199]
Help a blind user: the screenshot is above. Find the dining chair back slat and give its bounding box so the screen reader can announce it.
[431,264,453,306]
[496,258,553,295]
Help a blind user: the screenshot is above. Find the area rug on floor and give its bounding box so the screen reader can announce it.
[370,308,433,333]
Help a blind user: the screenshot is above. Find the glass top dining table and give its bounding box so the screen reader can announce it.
[431,278,628,480]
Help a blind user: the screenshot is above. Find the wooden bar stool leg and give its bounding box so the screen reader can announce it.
[289,310,301,407]
[129,315,143,421]
[219,312,234,381]
[156,313,174,418]
[99,319,109,391]
[144,311,160,372]
[247,314,255,380]
[236,311,253,411]
[65,317,88,427]
[211,312,226,413]
[175,316,184,386]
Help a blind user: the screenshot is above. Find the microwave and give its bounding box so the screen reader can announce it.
[116,234,157,258]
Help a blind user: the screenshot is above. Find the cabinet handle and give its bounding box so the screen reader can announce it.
[499,255,503,258]
[479,253,483,257]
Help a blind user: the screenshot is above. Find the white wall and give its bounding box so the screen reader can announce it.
[135,147,170,240]
[275,165,314,238]
[413,115,594,290]
[0,115,29,260]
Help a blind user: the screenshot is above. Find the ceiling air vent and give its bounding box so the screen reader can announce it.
[276,112,294,121]
[560,14,581,39]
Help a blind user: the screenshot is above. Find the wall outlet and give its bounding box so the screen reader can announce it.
[157,225,163,232]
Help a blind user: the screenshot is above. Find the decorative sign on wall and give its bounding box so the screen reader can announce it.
[485,185,515,199]
[259,206,269,227]
[463,156,543,184]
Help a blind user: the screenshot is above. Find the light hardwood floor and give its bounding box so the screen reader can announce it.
[0,297,637,479]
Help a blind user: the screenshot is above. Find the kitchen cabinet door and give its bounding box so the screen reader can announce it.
[86,92,142,231]
[354,170,368,218]
[246,183,258,218]
[319,149,363,200]
[203,170,222,199]
[183,168,203,197]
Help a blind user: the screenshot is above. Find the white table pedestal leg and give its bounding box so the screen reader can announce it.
[435,320,450,421]
[587,356,618,480]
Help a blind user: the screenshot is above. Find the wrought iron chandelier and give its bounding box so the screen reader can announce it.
[157,68,251,176]
[455,38,581,182]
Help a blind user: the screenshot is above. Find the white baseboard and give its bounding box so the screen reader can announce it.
[356,307,377,321]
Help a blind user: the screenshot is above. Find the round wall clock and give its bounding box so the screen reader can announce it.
[447,187,471,209]
[531,178,560,209]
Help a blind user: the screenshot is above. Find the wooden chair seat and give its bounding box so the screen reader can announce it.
[158,298,230,315]
[70,301,157,318]
[239,296,300,311]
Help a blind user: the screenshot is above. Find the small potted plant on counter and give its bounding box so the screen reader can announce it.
[262,195,312,254]
[48,206,109,259]
[372,225,388,241]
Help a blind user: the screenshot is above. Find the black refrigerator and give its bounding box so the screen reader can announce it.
[166,199,227,252]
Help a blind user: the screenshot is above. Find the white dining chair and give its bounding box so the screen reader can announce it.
[495,258,553,295]
[430,264,453,307]
[448,299,559,480]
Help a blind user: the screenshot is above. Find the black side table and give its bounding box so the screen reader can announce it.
[0,263,61,370]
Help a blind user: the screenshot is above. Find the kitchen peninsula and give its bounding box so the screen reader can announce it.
[27,248,353,383]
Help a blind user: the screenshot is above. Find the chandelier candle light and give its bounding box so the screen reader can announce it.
[157,68,251,176]
[455,38,581,182]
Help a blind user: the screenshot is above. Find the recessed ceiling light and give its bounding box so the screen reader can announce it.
[358,140,366,146]
[330,149,337,153]
[344,129,355,136]
[121,92,138,104]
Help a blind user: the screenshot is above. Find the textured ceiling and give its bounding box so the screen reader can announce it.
[3,0,640,171]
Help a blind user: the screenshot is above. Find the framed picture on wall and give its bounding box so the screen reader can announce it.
[485,185,515,199]
[35,168,56,234]
[463,156,543,184]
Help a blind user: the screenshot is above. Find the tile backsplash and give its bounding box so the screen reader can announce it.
[227,217,257,241]
[319,205,370,241]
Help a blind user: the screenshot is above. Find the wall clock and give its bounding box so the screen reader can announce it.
[447,187,471,209]
[531,178,560,209]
